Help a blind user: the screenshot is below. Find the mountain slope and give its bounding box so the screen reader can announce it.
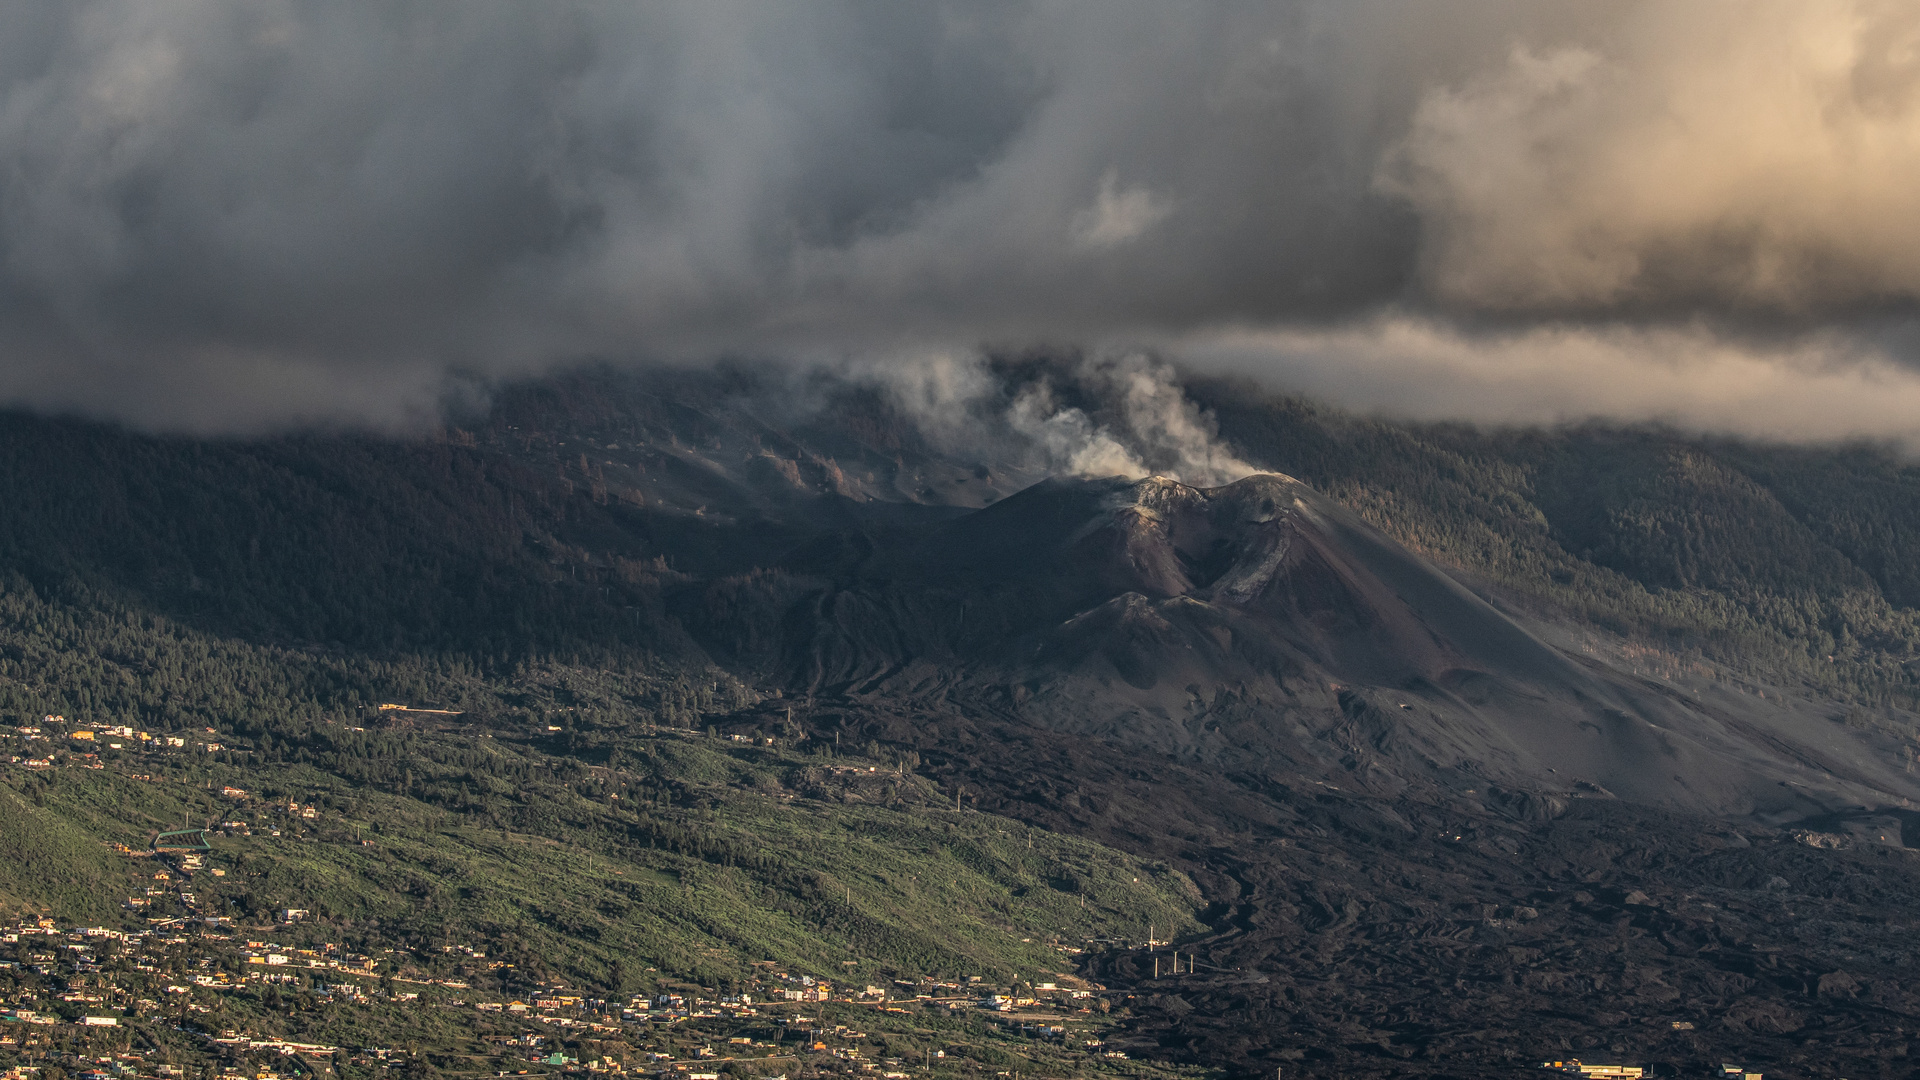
[689,471,1920,820]
[1195,379,1920,708]
[10,365,1920,1076]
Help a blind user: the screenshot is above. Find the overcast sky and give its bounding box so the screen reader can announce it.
[4,1,1920,438]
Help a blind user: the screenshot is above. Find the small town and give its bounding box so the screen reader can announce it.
[0,907,1149,1080]
[0,715,1202,1080]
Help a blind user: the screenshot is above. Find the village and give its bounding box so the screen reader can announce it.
[5,716,225,773]
[0,907,1149,1080]
[0,716,1207,1080]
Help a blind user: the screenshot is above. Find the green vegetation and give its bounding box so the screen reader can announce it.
[0,403,1193,1031]
[0,779,143,922]
[0,415,672,660]
[0,967,1209,1080]
[0,679,1202,1076]
[2,739,1198,989]
[13,727,1194,981]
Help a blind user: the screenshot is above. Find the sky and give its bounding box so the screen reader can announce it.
[3,1,1920,441]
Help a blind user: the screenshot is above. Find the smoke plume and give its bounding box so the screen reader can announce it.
[850,351,1254,488]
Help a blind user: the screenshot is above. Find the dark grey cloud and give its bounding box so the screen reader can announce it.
[2,1,1919,434]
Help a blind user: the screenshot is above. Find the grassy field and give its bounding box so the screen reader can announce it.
[0,728,1201,992]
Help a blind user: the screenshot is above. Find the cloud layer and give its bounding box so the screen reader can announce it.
[1190,318,1920,446]
[1383,4,1920,316]
[2,1,1919,435]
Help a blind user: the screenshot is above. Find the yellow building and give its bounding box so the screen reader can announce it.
[1543,1062,1645,1079]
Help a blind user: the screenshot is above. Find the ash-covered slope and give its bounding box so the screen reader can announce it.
[919,471,1550,686]
[712,472,1920,819]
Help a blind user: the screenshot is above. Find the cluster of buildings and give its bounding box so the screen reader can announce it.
[1543,1061,1764,1080]
[0,718,1130,1079]
[0,912,1128,1080]
[4,716,225,768]
[1,917,382,1002]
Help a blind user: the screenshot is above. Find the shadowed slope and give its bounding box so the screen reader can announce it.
[702,473,1920,818]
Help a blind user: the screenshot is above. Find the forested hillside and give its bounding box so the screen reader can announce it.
[11,367,1920,719]
[1197,379,1920,708]
[0,415,682,661]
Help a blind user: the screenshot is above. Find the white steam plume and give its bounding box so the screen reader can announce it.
[861,350,1255,488]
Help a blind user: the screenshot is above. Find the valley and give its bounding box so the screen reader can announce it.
[0,689,1201,1080]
